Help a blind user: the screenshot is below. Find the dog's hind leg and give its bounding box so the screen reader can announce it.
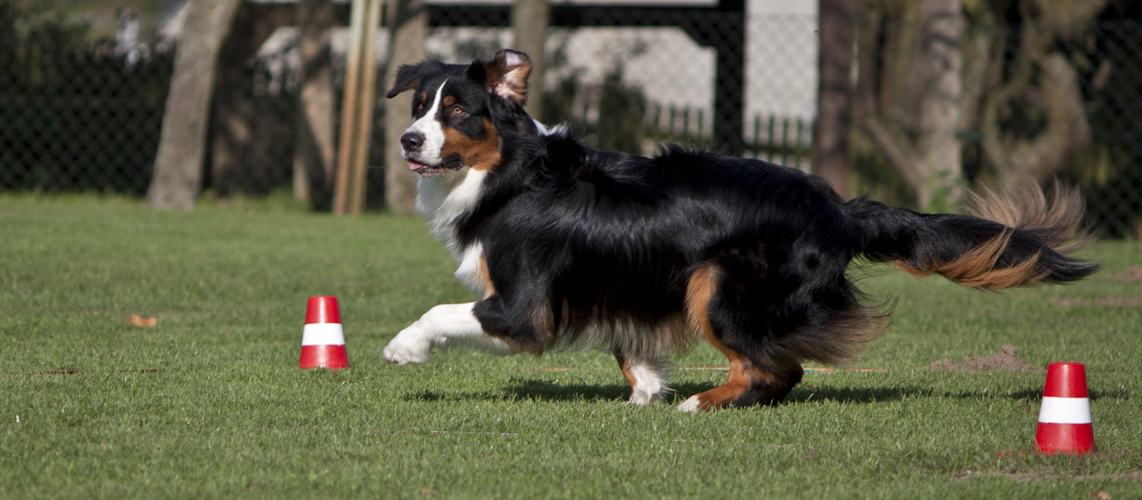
[678,263,804,412]
[383,302,514,365]
[675,343,802,412]
[615,352,668,404]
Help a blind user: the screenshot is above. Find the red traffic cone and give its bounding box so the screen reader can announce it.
[1035,362,1094,454]
[299,296,349,370]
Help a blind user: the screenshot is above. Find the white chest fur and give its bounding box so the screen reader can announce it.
[415,167,490,297]
[415,167,487,256]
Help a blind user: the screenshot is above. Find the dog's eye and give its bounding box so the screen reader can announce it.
[417,102,425,111]
[452,105,465,116]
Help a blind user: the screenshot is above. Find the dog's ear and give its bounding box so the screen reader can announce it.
[386,62,434,99]
[481,49,531,104]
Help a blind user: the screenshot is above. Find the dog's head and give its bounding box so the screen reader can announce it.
[385,49,536,177]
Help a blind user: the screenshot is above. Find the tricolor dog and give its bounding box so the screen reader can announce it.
[381,49,1096,411]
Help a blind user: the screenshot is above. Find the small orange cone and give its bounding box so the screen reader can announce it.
[1035,362,1094,454]
[299,296,349,370]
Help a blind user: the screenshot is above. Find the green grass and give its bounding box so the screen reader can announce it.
[1,194,1140,499]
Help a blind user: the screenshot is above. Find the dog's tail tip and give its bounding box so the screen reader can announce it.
[882,180,1098,290]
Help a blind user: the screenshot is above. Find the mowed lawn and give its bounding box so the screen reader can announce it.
[1,194,1140,499]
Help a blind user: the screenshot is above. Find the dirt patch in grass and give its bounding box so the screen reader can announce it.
[1115,266,1142,282]
[1051,297,1142,307]
[925,345,1044,373]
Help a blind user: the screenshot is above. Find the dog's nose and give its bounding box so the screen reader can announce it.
[401,131,425,151]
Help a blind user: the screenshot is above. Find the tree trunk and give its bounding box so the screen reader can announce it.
[854,0,963,211]
[147,0,241,209]
[294,0,337,208]
[210,4,292,198]
[914,0,963,210]
[511,0,549,120]
[813,0,855,199]
[382,0,426,215]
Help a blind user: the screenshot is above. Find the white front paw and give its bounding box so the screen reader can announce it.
[383,326,435,365]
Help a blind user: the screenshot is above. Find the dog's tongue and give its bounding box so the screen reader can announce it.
[407,160,427,172]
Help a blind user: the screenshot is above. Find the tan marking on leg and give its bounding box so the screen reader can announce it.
[684,263,773,410]
[693,339,770,410]
[685,263,720,339]
[615,353,639,394]
[477,256,495,299]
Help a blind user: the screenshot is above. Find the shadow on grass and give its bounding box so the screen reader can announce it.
[504,378,632,402]
[790,386,1130,404]
[402,379,631,403]
[785,384,927,404]
[969,387,1130,402]
[404,380,929,405]
[402,381,1130,405]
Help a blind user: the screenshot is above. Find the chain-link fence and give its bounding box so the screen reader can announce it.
[1070,19,1142,237]
[0,3,172,195]
[1,1,1140,236]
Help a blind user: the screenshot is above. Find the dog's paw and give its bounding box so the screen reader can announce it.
[627,388,666,405]
[382,327,434,365]
[676,395,702,413]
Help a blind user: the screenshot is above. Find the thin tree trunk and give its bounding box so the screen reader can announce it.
[853,0,962,211]
[914,0,963,210]
[147,0,241,209]
[511,0,548,120]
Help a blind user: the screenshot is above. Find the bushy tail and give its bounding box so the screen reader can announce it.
[844,181,1098,290]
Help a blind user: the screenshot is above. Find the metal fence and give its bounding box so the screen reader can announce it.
[0,7,173,195]
[1,2,1140,237]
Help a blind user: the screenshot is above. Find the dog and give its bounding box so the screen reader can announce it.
[380,49,1097,411]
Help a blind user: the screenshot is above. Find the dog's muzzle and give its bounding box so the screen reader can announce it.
[400,129,461,176]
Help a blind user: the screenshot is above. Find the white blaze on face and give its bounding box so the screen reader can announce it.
[403,80,449,165]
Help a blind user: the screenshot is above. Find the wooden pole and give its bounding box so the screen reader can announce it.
[347,0,382,215]
[333,0,381,215]
[332,0,365,214]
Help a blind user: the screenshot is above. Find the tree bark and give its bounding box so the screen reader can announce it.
[382,0,426,215]
[147,0,241,209]
[511,0,549,120]
[914,0,963,209]
[813,0,855,199]
[210,4,292,198]
[854,0,962,211]
[293,0,337,208]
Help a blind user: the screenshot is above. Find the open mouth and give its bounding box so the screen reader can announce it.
[405,155,463,176]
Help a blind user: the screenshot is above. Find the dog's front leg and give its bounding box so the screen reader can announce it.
[383,302,512,365]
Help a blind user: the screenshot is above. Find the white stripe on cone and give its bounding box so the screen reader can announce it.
[302,323,345,346]
[1038,396,1092,424]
